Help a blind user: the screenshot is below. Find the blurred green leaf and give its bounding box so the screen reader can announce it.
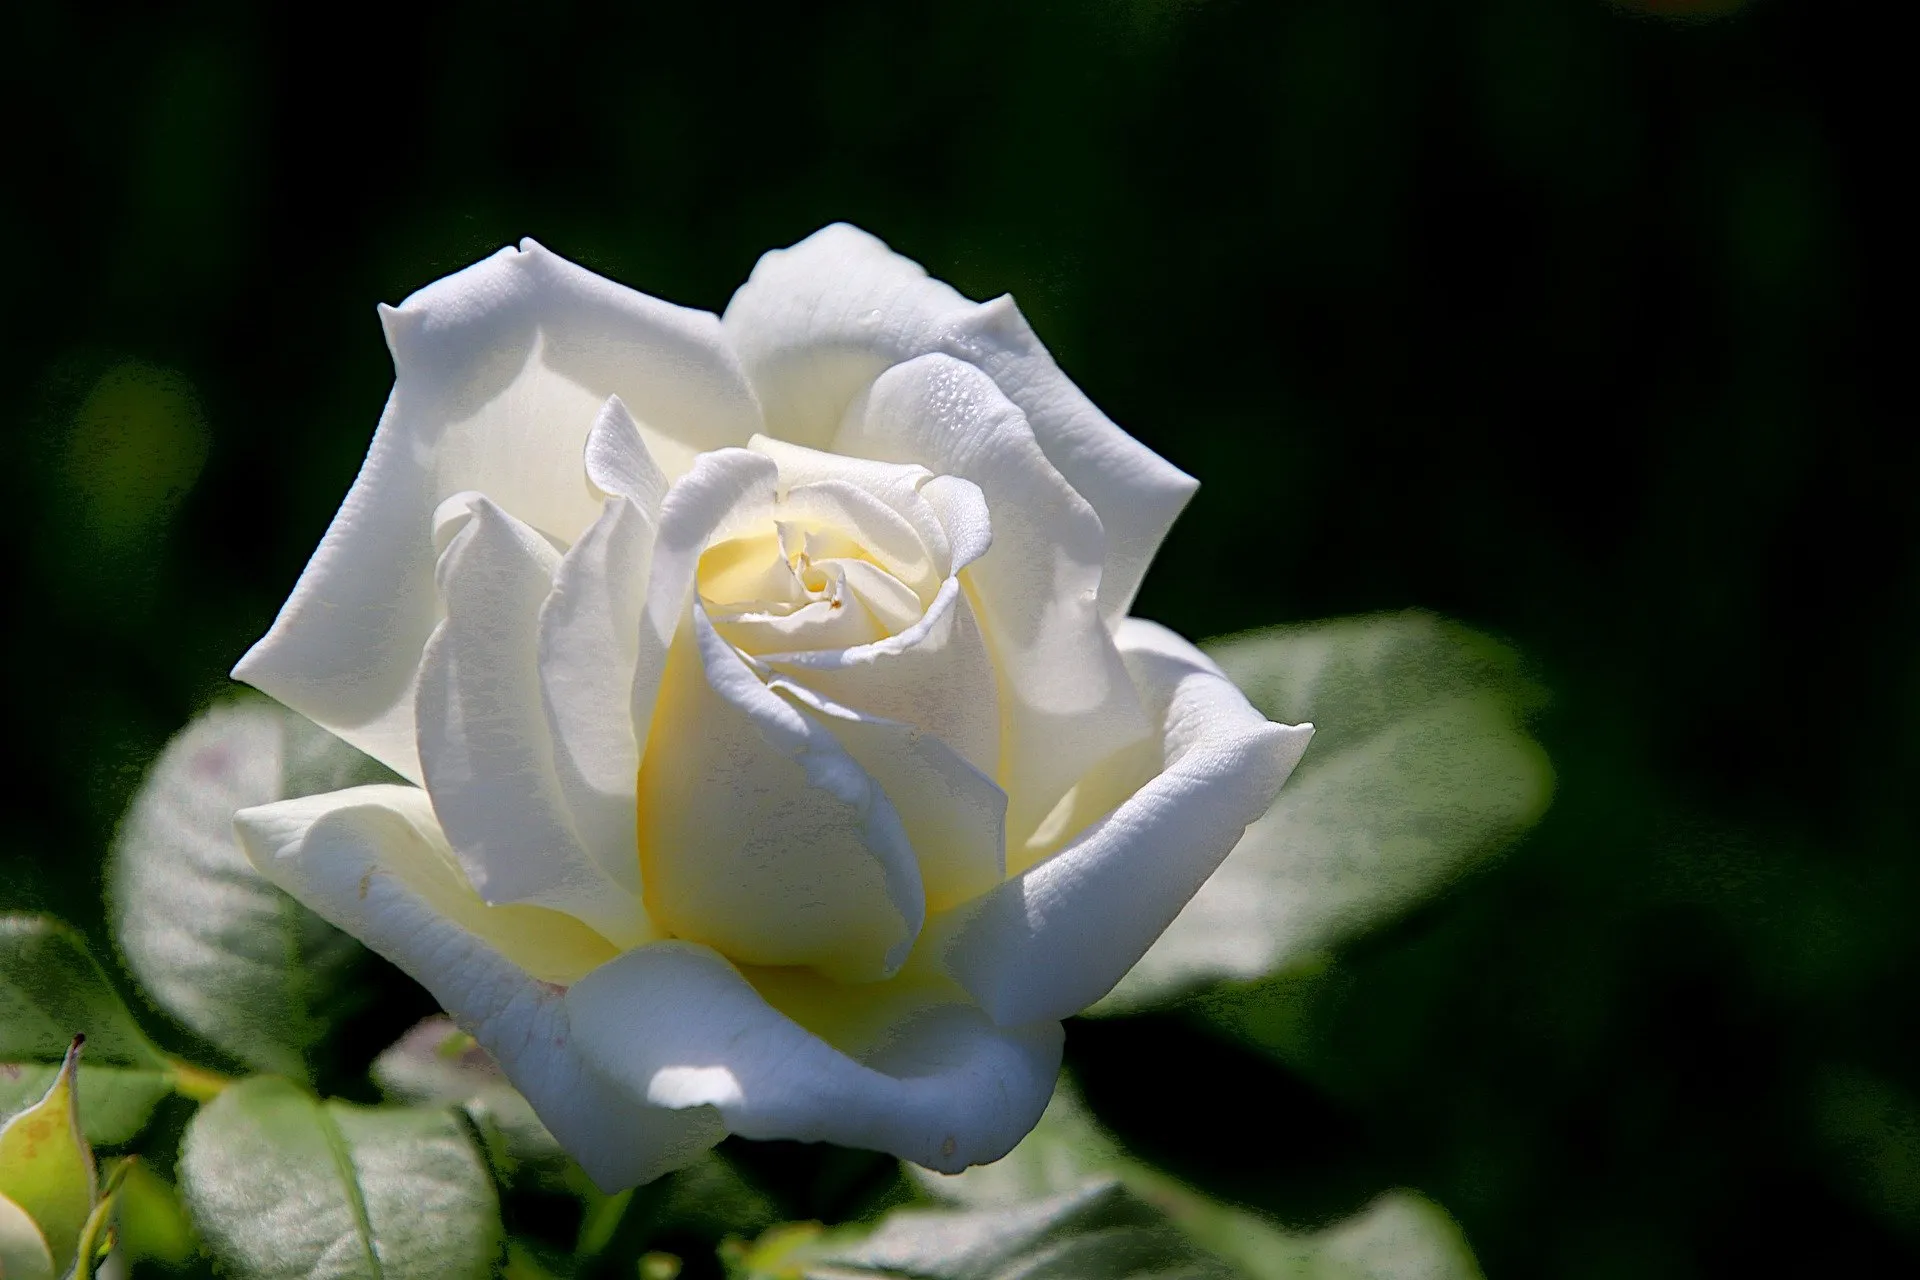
[0,1038,96,1277]
[109,699,395,1077]
[735,1181,1237,1279]
[60,360,210,547]
[1814,1064,1920,1236]
[918,1080,1480,1280]
[178,1075,501,1280]
[617,1152,783,1259]
[111,1158,198,1266]
[0,917,174,1145]
[500,1238,571,1280]
[372,1016,561,1186]
[1097,611,1553,1013]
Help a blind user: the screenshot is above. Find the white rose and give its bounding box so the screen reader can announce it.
[231,225,1313,1189]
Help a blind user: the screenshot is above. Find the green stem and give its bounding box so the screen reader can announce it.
[165,1058,234,1102]
[72,1159,132,1278]
[576,1186,634,1258]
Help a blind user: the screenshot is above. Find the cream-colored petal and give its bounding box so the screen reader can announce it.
[418,497,650,946]
[762,578,1002,781]
[774,677,1006,912]
[747,435,970,580]
[782,479,939,598]
[919,474,993,575]
[632,449,781,758]
[722,222,1191,622]
[583,394,669,514]
[710,590,889,654]
[235,785,724,1190]
[537,492,657,897]
[837,354,1153,845]
[930,620,1313,1026]
[235,242,760,781]
[636,611,924,983]
[566,942,1062,1173]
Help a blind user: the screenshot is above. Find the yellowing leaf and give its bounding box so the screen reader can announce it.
[0,1038,97,1276]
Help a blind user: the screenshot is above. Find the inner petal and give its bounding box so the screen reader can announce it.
[697,516,930,657]
[830,558,925,634]
[698,529,805,610]
[635,616,924,982]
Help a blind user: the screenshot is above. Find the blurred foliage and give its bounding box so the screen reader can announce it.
[917,1078,1480,1280]
[0,0,1909,1275]
[1098,612,1552,1011]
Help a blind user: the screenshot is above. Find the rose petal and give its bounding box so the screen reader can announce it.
[537,492,657,897]
[773,676,1007,912]
[930,619,1314,1026]
[747,436,970,579]
[234,241,760,780]
[837,354,1153,846]
[742,446,1000,778]
[419,496,651,946]
[636,609,925,982]
[781,478,939,598]
[566,941,1063,1173]
[761,578,1002,779]
[721,222,1193,622]
[919,474,993,576]
[583,394,670,513]
[632,448,782,753]
[234,785,724,1190]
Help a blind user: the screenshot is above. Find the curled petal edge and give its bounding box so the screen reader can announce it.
[722,222,1194,622]
[234,784,721,1190]
[566,942,1064,1174]
[930,618,1314,1026]
[236,784,1063,1186]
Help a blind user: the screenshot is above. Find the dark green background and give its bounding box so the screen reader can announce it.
[3,0,1911,1273]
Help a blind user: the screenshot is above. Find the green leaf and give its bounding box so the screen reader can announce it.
[1096,611,1554,1013]
[0,1192,56,1280]
[110,1158,198,1267]
[371,1017,560,1184]
[633,1152,782,1247]
[109,699,395,1077]
[0,1038,97,1276]
[178,1076,502,1280]
[0,917,174,1145]
[737,1181,1239,1279]
[917,1080,1481,1280]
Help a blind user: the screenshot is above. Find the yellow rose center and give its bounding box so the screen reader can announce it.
[696,517,929,657]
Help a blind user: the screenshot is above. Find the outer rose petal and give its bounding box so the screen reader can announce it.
[234,785,726,1190]
[566,942,1063,1174]
[235,241,761,781]
[931,619,1315,1026]
[721,222,1195,623]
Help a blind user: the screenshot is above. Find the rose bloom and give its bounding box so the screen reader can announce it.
[233,226,1312,1188]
